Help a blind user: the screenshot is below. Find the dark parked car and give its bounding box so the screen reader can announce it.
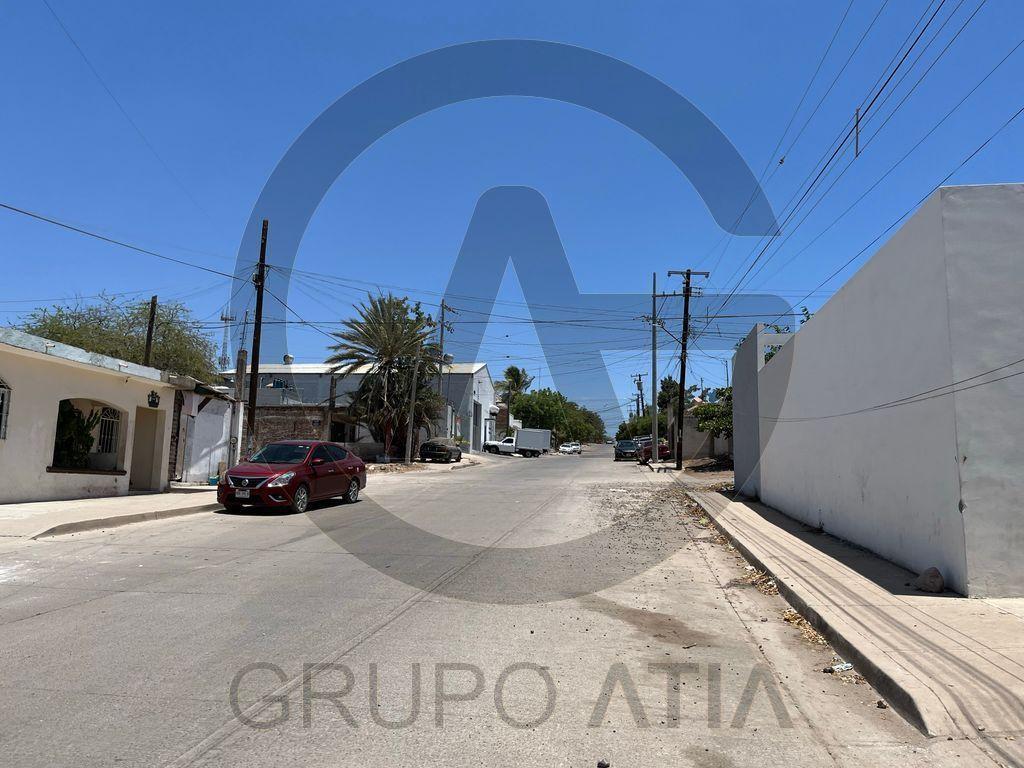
[217,440,366,513]
[419,437,463,463]
[613,439,638,461]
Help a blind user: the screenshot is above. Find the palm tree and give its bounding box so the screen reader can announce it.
[326,294,440,456]
[496,365,535,412]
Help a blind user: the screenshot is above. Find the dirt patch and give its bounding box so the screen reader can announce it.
[684,456,734,473]
[366,462,426,474]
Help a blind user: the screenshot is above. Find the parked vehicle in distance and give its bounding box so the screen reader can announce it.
[639,439,672,464]
[569,441,582,454]
[483,427,551,458]
[614,439,638,461]
[217,440,366,514]
[419,437,462,463]
[558,442,581,455]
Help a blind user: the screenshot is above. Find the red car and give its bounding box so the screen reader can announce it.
[218,440,366,513]
[637,439,672,464]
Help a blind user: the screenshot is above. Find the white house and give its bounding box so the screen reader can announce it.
[0,327,233,503]
[222,360,499,454]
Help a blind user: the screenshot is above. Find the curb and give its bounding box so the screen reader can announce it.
[30,502,222,540]
[688,491,950,738]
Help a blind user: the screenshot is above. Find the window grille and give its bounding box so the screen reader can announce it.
[0,378,9,440]
[97,407,120,453]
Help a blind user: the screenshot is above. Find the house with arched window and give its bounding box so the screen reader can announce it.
[0,327,234,503]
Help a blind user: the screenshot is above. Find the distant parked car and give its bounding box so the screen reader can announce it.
[558,442,581,455]
[639,440,672,464]
[218,440,366,513]
[419,437,462,463]
[614,439,638,461]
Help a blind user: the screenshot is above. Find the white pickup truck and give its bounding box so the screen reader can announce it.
[483,428,551,458]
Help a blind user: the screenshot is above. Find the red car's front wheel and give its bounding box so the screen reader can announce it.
[291,484,310,514]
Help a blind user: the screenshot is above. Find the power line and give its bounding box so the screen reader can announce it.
[763,96,1024,325]
[747,21,1023,292]
[757,356,1024,423]
[712,0,955,310]
[39,0,212,222]
[701,0,858,273]
[0,200,244,280]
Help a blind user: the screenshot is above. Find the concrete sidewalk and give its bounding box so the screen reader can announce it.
[0,488,219,539]
[690,491,1024,763]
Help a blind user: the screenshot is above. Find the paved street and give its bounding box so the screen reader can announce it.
[0,447,993,767]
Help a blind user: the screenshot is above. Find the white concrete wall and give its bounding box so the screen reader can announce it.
[181,395,233,484]
[735,190,970,593]
[941,185,1024,596]
[0,346,174,503]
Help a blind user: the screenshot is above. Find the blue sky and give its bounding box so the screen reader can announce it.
[3,0,1023,425]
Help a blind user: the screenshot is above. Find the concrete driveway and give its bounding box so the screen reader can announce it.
[0,445,994,767]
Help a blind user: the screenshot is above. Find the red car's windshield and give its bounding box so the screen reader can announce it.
[248,443,312,464]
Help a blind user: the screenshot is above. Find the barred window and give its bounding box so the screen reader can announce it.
[0,377,9,439]
[97,407,121,453]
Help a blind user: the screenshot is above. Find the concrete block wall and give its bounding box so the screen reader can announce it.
[733,184,1024,597]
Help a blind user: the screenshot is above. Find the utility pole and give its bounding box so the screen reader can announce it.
[650,272,658,461]
[436,301,447,394]
[232,346,248,464]
[143,295,158,367]
[668,269,710,470]
[326,374,338,441]
[631,373,646,427]
[404,344,422,466]
[724,359,730,387]
[245,219,269,453]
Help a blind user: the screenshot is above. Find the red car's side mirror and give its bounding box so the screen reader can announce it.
[311,457,325,467]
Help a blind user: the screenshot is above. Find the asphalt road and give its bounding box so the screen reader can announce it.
[0,446,992,767]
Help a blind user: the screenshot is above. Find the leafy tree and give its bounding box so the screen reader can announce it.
[495,365,534,411]
[22,295,218,381]
[326,293,442,457]
[615,410,667,442]
[692,387,733,439]
[514,388,605,444]
[656,376,677,412]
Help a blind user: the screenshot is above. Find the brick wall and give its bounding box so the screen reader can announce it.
[243,405,328,448]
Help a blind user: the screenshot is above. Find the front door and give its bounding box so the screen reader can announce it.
[327,444,357,494]
[310,444,343,498]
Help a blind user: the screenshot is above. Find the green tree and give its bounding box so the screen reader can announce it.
[22,295,218,381]
[326,293,442,457]
[656,376,678,412]
[692,387,733,439]
[495,365,535,411]
[514,388,605,445]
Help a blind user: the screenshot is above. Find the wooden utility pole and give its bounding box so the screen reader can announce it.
[668,269,710,470]
[404,344,422,465]
[245,219,269,453]
[436,301,447,394]
[650,273,658,461]
[326,374,338,441]
[233,347,248,463]
[143,295,158,366]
